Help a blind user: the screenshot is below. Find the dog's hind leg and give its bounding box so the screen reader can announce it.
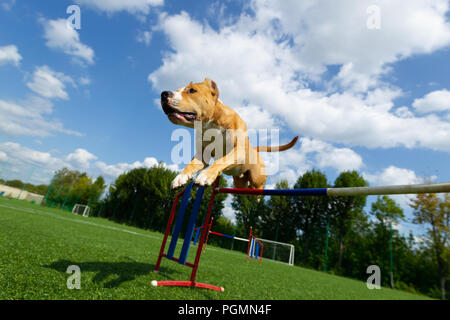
[233,173,250,189]
[247,163,267,189]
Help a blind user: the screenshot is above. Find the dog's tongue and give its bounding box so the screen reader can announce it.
[172,112,196,122]
[173,113,187,121]
[171,112,192,123]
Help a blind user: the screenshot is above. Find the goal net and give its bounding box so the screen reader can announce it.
[72,204,91,217]
[256,238,295,266]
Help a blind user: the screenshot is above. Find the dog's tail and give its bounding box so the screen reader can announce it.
[256,136,298,152]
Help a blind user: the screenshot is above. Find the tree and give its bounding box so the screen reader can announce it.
[263,180,297,244]
[207,216,236,249]
[232,193,268,238]
[371,196,405,224]
[5,179,24,189]
[292,170,331,266]
[370,196,405,288]
[410,193,449,299]
[46,168,106,210]
[331,170,368,269]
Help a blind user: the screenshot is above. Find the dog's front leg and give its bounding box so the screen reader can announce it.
[172,154,207,189]
[194,149,241,186]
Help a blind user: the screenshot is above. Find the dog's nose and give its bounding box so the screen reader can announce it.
[161,91,173,100]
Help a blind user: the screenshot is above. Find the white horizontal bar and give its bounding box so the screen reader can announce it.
[327,182,450,197]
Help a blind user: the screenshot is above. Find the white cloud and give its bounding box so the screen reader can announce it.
[0,151,8,162]
[222,195,237,224]
[0,97,81,137]
[79,76,91,86]
[0,45,22,66]
[0,143,89,184]
[299,138,364,172]
[66,149,98,169]
[148,2,450,152]
[75,0,163,15]
[41,18,95,65]
[0,142,67,175]
[26,65,74,100]
[395,106,414,118]
[364,165,421,187]
[234,104,277,131]
[0,142,178,186]
[262,137,364,186]
[362,165,434,209]
[0,0,15,11]
[136,30,152,46]
[413,89,450,114]
[253,0,450,89]
[96,157,179,178]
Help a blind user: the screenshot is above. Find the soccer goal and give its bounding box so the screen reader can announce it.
[72,204,91,217]
[256,238,295,266]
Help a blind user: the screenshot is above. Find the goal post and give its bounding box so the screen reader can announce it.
[72,204,91,217]
[255,237,295,266]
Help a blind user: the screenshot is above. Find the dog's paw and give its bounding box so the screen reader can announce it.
[171,173,191,189]
[194,171,216,186]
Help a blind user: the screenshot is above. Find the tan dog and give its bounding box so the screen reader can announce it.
[161,78,298,189]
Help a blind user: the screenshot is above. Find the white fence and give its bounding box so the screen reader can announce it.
[0,184,44,205]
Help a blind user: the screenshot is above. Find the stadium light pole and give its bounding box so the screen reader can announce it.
[273,217,280,260]
[62,184,74,210]
[323,215,330,273]
[390,222,394,289]
[230,227,237,250]
[43,176,56,206]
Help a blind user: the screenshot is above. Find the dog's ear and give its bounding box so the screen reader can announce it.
[204,78,219,98]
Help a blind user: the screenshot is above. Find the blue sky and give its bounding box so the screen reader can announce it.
[1,0,449,235]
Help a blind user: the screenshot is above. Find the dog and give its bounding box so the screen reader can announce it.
[161,78,298,190]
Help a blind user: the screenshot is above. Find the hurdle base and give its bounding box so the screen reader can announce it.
[151,280,224,292]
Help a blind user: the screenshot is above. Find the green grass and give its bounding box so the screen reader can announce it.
[0,198,430,300]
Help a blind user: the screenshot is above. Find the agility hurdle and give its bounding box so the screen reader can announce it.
[192,217,214,247]
[247,226,263,264]
[153,178,450,292]
[152,179,225,292]
[192,219,264,263]
[192,217,249,247]
[208,230,250,248]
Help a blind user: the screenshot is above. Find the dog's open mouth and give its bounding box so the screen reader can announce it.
[162,103,197,123]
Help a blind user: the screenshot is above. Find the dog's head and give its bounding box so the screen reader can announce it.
[161,78,219,128]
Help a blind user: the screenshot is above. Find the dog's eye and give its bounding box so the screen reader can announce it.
[188,88,197,94]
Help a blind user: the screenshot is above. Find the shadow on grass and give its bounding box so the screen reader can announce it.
[44,258,177,288]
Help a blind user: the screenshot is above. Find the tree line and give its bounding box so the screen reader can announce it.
[0,178,49,196]
[43,168,106,211]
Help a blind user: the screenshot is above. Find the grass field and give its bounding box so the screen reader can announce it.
[0,198,430,300]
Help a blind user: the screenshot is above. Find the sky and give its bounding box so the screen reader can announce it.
[0,0,449,236]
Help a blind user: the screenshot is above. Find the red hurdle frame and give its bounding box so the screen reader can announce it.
[152,177,224,292]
